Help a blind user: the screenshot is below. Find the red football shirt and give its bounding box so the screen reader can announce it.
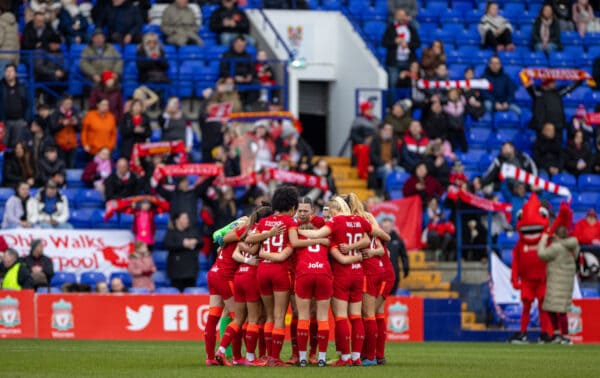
[256,214,297,269]
[211,226,247,279]
[325,214,372,277]
[363,235,384,276]
[294,236,332,278]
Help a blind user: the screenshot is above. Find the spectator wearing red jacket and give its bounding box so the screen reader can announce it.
[401,120,429,172]
[573,209,600,246]
[402,161,444,203]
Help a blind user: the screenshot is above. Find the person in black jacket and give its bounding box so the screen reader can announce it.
[421,97,448,141]
[2,141,35,188]
[564,129,592,176]
[96,0,143,44]
[209,0,253,46]
[33,34,67,104]
[156,175,213,228]
[533,122,564,176]
[481,142,537,189]
[21,239,54,289]
[276,128,314,173]
[219,35,257,106]
[118,99,152,159]
[378,214,409,294]
[21,12,60,50]
[136,32,169,84]
[0,65,31,149]
[424,140,451,188]
[104,158,143,200]
[381,8,420,91]
[526,77,583,141]
[36,145,66,187]
[369,123,400,191]
[532,5,563,54]
[164,212,202,292]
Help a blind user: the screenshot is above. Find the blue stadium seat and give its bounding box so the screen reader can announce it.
[109,272,133,288]
[467,128,492,149]
[70,209,95,228]
[154,229,167,249]
[80,271,107,288]
[183,287,209,294]
[564,86,592,107]
[154,287,180,294]
[66,169,85,188]
[363,21,387,42]
[153,271,170,288]
[496,51,522,66]
[119,213,134,228]
[0,187,13,202]
[514,86,532,107]
[520,51,547,66]
[94,210,119,229]
[548,52,574,67]
[452,1,474,14]
[395,288,410,296]
[458,149,487,170]
[196,271,208,287]
[155,212,169,227]
[50,272,77,287]
[76,189,104,209]
[129,287,151,294]
[153,250,168,271]
[488,129,519,149]
[385,171,411,198]
[493,111,521,129]
[578,174,600,191]
[205,45,228,60]
[479,153,494,172]
[580,288,600,298]
[468,112,492,128]
[502,3,525,19]
[455,27,481,46]
[552,173,577,191]
[498,232,519,247]
[36,287,61,293]
[573,192,600,212]
[178,45,204,60]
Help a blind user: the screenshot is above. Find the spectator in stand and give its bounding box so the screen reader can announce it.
[24,0,62,23]
[464,67,486,120]
[483,56,521,115]
[50,95,80,168]
[422,96,447,142]
[402,161,444,203]
[255,50,276,103]
[398,61,426,109]
[21,11,59,50]
[160,0,203,47]
[349,101,379,151]
[1,64,31,149]
[573,0,600,38]
[573,209,600,245]
[219,35,256,106]
[58,0,90,46]
[249,120,276,171]
[79,29,123,84]
[420,40,446,78]
[377,213,408,293]
[27,179,73,229]
[533,4,563,53]
[478,2,515,52]
[37,144,66,187]
[422,200,456,261]
[136,32,170,84]
[262,0,308,8]
[96,0,142,44]
[156,176,211,228]
[110,277,128,293]
[443,88,468,152]
[1,181,33,229]
[81,147,112,194]
[2,142,35,188]
[501,181,528,228]
[105,158,142,200]
[481,142,537,189]
[22,239,54,288]
[209,0,253,46]
[533,122,564,177]
[132,200,156,249]
[128,241,156,292]
[369,123,400,192]
[570,105,594,144]
[525,77,583,140]
[0,9,19,72]
[1,249,33,290]
[82,98,117,157]
[160,97,192,153]
[96,281,109,293]
[307,158,337,206]
[213,146,240,177]
[401,120,429,172]
[119,99,151,159]
[424,141,451,188]
[384,99,412,139]
[34,33,67,103]
[422,63,449,101]
[565,130,592,176]
[591,136,600,174]
[382,8,420,92]
[275,127,313,173]
[552,0,575,31]
[164,211,202,292]
[90,70,123,121]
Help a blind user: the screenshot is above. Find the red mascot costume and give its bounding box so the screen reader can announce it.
[509,193,554,343]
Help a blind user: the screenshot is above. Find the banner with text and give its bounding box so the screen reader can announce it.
[0,230,134,278]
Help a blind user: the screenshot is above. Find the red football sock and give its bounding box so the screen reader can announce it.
[363,317,377,360]
[334,317,350,355]
[264,322,274,358]
[245,323,259,356]
[309,318,318,357]
[539,308,553,335]
[558,313,568,335]
[317,320,329,353]
[258,324,266,358]
[204,307,223,360]
[291,316,299,358]
[219,322,240,351]
[271,328,286,360]
[350,315,365,358]
[232,327,243,360]
[520,301,532,333]
[376,314,387,360]
[296,319,310,355]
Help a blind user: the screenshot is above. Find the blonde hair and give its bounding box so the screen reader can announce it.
[327,196,351,215]
[346,192,377,226]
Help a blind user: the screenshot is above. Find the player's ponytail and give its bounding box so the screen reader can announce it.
[241,205,273,240]
[327,196,351,216]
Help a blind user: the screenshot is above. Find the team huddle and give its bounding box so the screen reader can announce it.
[204,186,396,367]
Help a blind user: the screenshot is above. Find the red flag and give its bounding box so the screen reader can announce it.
[368,196,423,250]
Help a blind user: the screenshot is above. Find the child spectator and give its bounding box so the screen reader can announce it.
[443,88,468,152]
[422,199,456,261]
[128,241,156,292]
[82,147,112,194]
[564,130,592,176]
[463,67,486,120]
[132,200,156,250]
[36,144,66,187]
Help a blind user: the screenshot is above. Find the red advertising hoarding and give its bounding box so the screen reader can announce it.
[568,299,600,344]
[0,290,35,339]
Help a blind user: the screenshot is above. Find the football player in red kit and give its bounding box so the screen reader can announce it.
[298,196,371,366]
[294,222,332,367]
[205,215,249,366]
[214,205,277,366]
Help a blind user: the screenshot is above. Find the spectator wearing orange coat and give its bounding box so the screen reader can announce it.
[573,209,600,246]
[81,98,117,156]
[127,241,156,292]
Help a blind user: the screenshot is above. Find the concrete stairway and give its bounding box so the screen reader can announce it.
[314,156,375,201]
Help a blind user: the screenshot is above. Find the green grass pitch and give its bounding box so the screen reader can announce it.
[1,340,598,377]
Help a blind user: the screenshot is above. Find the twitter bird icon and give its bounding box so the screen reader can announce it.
[126,305,154,331]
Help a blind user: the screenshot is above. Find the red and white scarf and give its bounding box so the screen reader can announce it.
[519,68,596,87]
[130,140,188,175]
[499,163,572,198]
[417,79,492,91]
[152,163,223,184]
[263,168,330,191]
[104,195,170,221]
[447,185,512,221]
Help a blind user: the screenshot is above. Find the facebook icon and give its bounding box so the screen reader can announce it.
[163,305,189,331]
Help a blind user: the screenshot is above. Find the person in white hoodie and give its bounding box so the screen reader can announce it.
[1,181,34,229]
[27,179,73,229]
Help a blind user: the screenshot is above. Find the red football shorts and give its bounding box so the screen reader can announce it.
[520,280,546,303]
[257,264,290,296]
[295,274,333,301]
[364,274,384,298]
[234,270,261,303]
[333,274,364,303]
[207,270,234,300]
[380,270,396,298]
